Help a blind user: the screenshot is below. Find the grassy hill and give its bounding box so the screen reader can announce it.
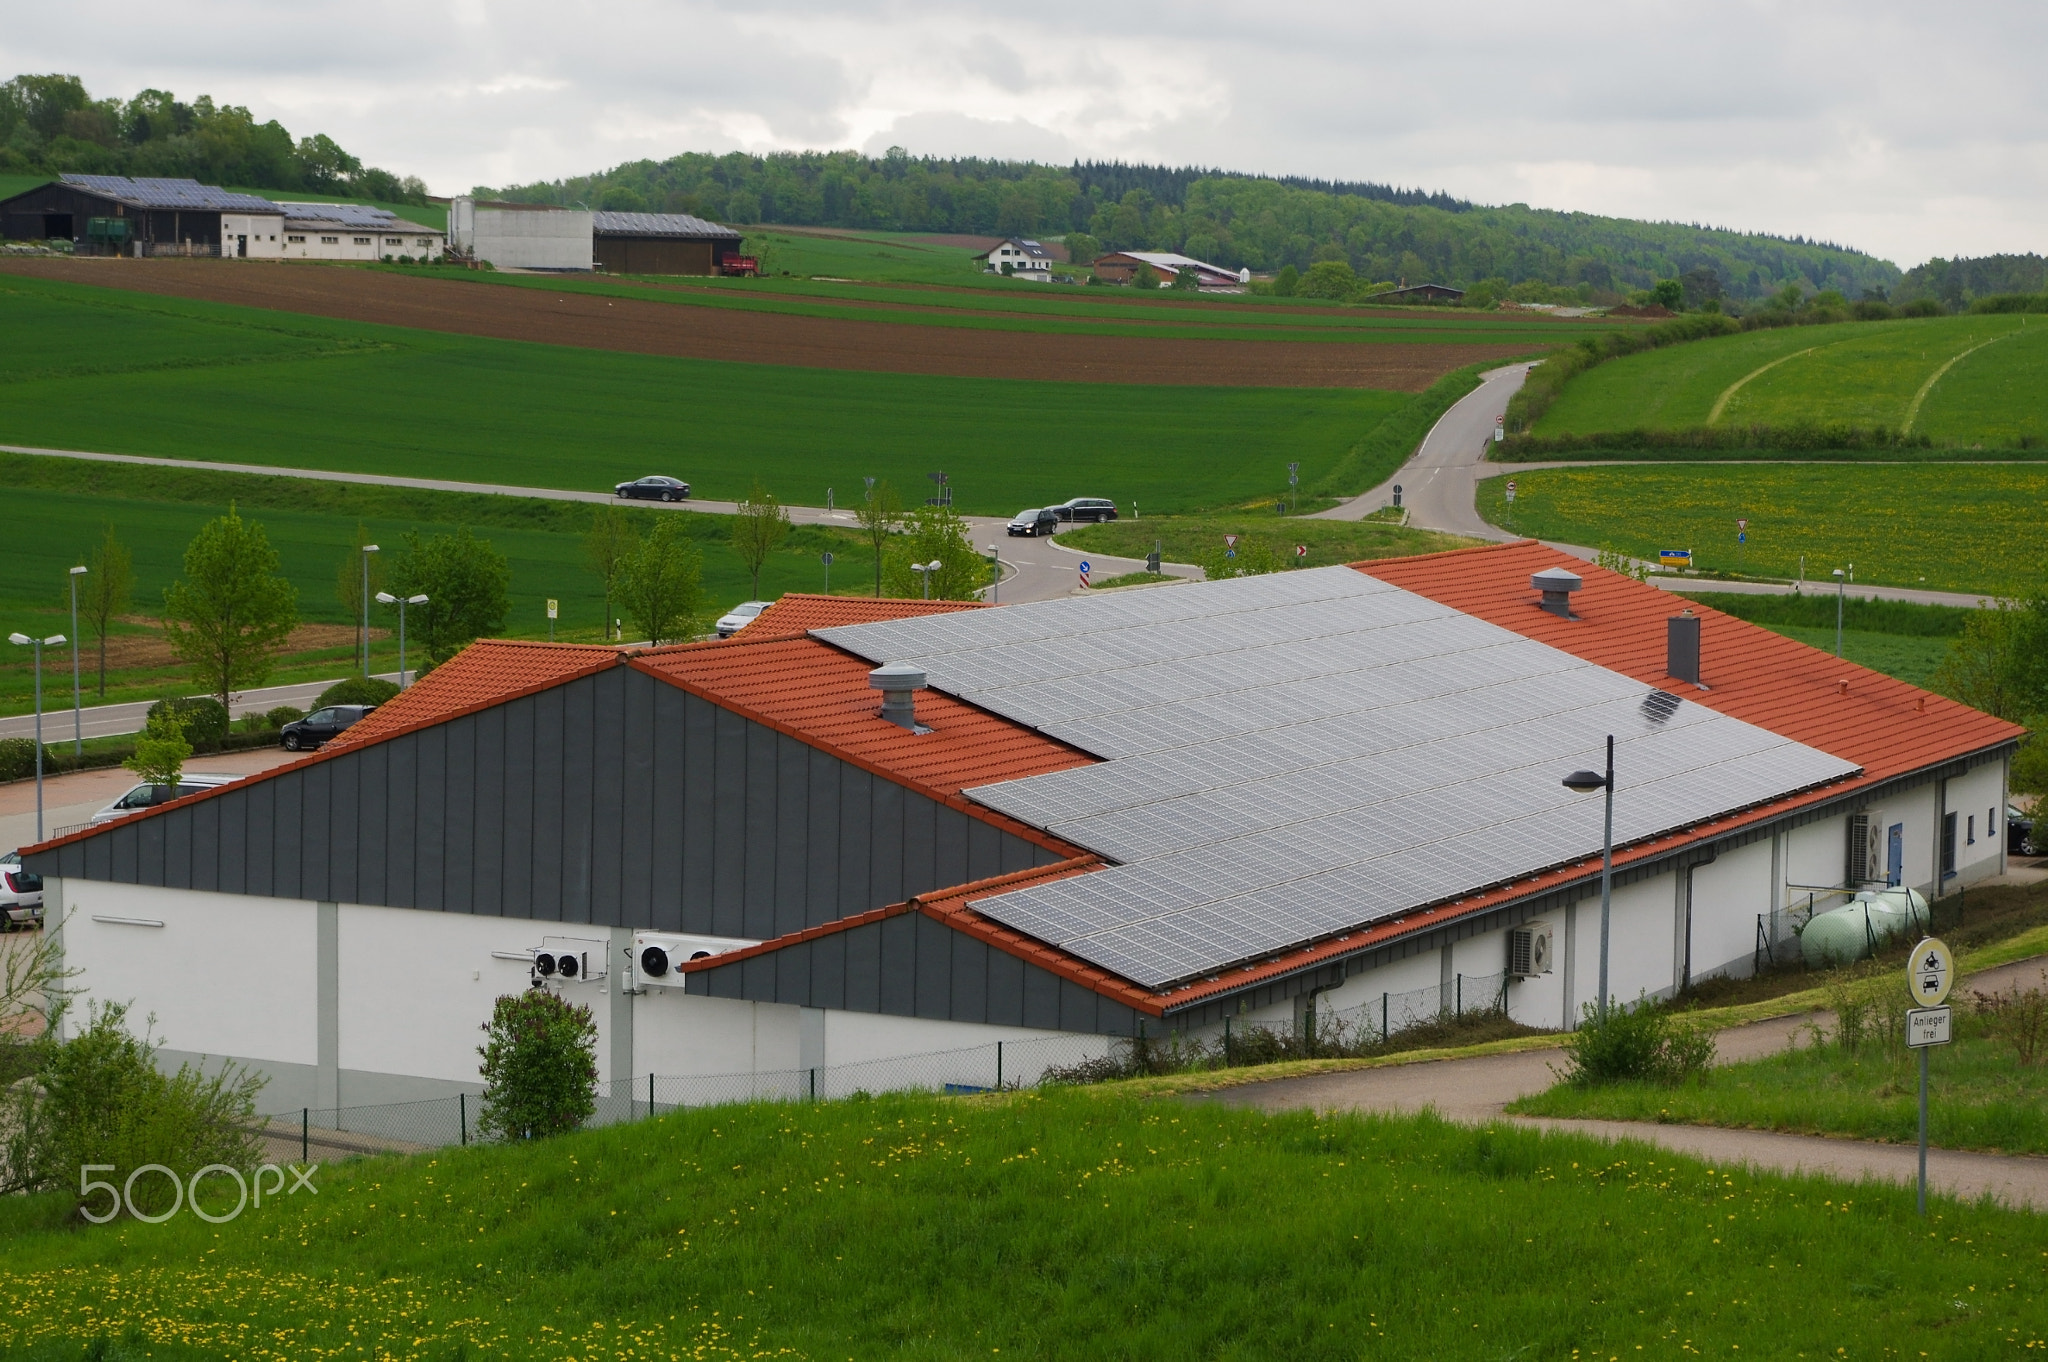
[1,1088,2042,1360]
[1531,313,2046,447]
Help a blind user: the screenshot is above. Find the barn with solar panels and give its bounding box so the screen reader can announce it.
[592,211,743,275]
[22,545,2023,1113]
[0,175,284,256]
[273,201,444,261]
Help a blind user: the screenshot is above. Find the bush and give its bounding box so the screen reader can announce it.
[476,989,599,1140]
[145,696,229,749]
[0,737,54,783]
[313,676,400,710]
[1558,994,1715,1087]
[265,705,306,727]
[0,1000,263,1217]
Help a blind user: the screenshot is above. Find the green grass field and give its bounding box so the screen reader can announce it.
[1533,314,2048,445]
[1,1089,2043,1361]
[1060,512,1472,571]
[0,275,1411,514]
[0,454,870,717]
[1674,591,1968,686]
[1479,464,2048,593]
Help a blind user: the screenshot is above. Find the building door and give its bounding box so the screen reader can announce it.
[1886,823,1904,887]
[236,235,247,257]
[43,213,73,239]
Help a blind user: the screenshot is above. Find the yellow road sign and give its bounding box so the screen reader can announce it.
[1908,937,1953,1007]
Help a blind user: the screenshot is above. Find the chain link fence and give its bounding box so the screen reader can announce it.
[1755,883,1972,974]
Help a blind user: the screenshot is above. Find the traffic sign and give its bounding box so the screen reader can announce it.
[1737,518,1748,531]
[1738,531,1747,544]
[1078,561,1091,588]
[1224,534,1238,548]
[1906,1006,1952,1048]
[546,599,558,620]
[1294,544,1307,559]
[1494,415,1504,443]
[1909,938,1954,1006]
[1504,480,1517,504]
[821,551,834,565]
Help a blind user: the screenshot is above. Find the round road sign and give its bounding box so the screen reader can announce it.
[1908,937,1953,1007]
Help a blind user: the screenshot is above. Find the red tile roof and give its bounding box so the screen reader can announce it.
[739,593,985,636]
[325,640,623,753]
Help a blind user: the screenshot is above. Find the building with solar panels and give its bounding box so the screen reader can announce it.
[592,211,743,275]
[273,202,444,261]
[21,544,2023,1113]
[0,175,286,256]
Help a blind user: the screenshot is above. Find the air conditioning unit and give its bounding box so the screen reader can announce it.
[1507,922,1554,979]
[1846,812,1881,886]
[533,935,607,983]
[632,931,759,989]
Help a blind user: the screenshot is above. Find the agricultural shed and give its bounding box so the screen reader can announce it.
[25,548,2021,1111]
[1093,250,1250,290]
[274,202,443,262]
[592,211,742,275]
[1367,282,1466,304]
[448,196,593,271]
[0,175,282,256]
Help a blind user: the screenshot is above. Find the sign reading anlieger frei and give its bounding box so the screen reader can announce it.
[1906,1007,1952,1048]
[1909,937,1953,1007]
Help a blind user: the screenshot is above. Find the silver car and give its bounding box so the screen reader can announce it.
[716,601,771,638]
[0,851,41,929]
[91,773,243,825]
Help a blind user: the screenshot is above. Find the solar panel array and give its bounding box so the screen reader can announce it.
[592,211,742,239]
[817,567,1860,990]
[61,175,282,212]
[277,202,410,228]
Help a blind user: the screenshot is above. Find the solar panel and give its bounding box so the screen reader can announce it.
[819,566,1860,989]
[61,175,281,212]
[276,202,409,229]
[591,211,742,239]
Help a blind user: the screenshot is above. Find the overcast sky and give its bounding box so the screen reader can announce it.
[9,1,2044,267]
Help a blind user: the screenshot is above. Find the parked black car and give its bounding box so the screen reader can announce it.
[281,705,376,752]
[1052,497,1118,524]
[1006,507,1059,537]
[2012,805,2040,857]
[615,475,692,502]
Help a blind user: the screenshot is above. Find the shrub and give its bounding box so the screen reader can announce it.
[265,705,306,727]
[145,696,229,749]
[476,989,599,1140]
[0,1000,263,1217]
[1972,983,2048,1065]
[1558,994,1715,1087]
[124,706,193,790]
[313,676,400,710]
[0,737,53,783]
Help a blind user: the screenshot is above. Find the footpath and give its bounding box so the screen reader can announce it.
[1204,954,2048,1209]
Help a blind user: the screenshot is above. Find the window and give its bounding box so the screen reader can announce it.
[1941,811,1958,879]
[353,237,371,245]
[321,236,339,245]
[288,234,306,243]
[1967,814,1976,845]
[417,238,433,246]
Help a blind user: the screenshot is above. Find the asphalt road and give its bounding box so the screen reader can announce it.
[0,673,407,744]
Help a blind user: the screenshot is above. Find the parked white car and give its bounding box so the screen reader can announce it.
[91,773,244,825]
[715,601,771,639]
[0,850,42,929]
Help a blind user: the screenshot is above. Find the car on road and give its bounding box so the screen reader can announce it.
[716,601,771,638]
[1051,497,1118,524]
[615,475,691,502]
[1006,508,1059,537]
[0,851,42,929]
[90,773,245,826]
[2012,805,2040,857]
[280,704,376,751]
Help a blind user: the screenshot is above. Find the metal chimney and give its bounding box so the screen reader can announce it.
[869,663,929,731]
[1531,566,1583,618]
[1668,610,1702,686]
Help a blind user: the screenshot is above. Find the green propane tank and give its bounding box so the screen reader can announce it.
[1799,888,1929,969]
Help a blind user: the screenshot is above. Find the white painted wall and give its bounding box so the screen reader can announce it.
[1688,837,1774,981]
[56,881,314,1070]
[468,206,593,271]
[219,213,284,258]
[1947,761,2007,886]
[277,219,444,262]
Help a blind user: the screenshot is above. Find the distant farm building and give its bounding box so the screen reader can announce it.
[275,202,444,262]
[974,237,1056,280]
[1367,282,1466,304]
[1093,251,1249,290]
[448,197,594,272]
[0,175,285,257]
[592,211,743,276]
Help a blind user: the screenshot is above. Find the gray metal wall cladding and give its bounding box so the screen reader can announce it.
[38,666,1063,938]
[693,909,1144,1037]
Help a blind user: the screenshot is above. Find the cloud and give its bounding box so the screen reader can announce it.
[3,0,2043,263]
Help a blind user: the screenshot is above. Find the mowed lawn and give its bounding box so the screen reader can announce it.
[1533,314,2048,444]
[1477,463,2048,593]
[0,276,1409,514]
[1,1090,2044,1361]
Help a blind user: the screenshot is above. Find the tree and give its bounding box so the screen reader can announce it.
[882,505,985,600]
[1298,259,1357,300]
[1131,262,1162,289]
[124,705,192,791]
[584,507,640,642]
[160,506,299,709]
[729,481,792,600]
[1273,264,1299,297]
[617,518,703,644]
[476,989,598,1140]
[333,521,383,631]
[1650,279,1684,311]
[384,528,511,664]
[79,524,133,698]
[1169,263,1201,291]
[854,480,904,596]
[1931,596,2048,722]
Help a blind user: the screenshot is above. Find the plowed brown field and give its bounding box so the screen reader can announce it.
[2,258,1530,390]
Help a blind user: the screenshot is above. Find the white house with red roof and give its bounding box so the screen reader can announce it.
[23,545,2021,1115]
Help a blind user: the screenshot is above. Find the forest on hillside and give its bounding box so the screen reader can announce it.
[486,147,1899,302]
[1897,253,2046,308]
[0,73,424,204]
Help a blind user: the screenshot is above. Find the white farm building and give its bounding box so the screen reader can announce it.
[23,544,2020,1116]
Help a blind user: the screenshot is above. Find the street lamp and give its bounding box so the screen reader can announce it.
[375,592,429,687]
[910,559,943,600]
[986,545,1000,603]
[1832,567,1846,657]
[1562,734,1616,1025]
[9,631,68,843]
[68,565,87,756]
[359,544,380,677]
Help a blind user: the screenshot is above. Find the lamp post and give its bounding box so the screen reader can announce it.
[9,632,67,843]
[1832,567,1846,657]
[910,559,942,600]
[375,592,428,687]
[1562,734,1616,1025]
[986,546,1000,603]
[68,565,87,755]
[359,544,380,676]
